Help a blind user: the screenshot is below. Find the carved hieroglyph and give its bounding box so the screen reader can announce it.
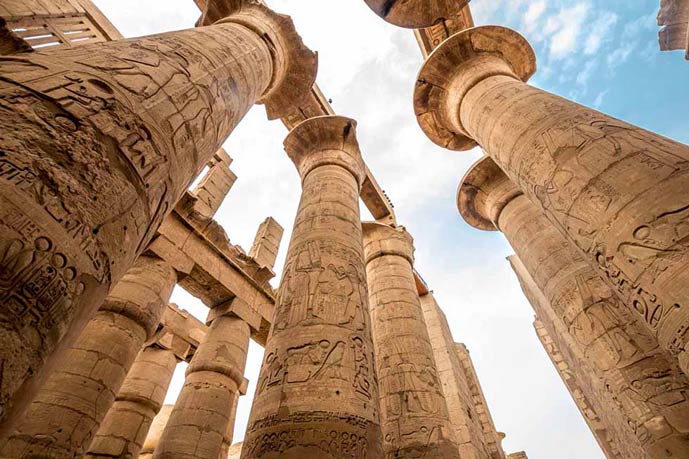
[420,293,497,459]
[153,306,250,459]
[531,280,632,459]
[242,116,383,459]
[362,0,470,29]
[415,25,689,375]
[458,156,689,457]
[0,254,176,458]
[0,2,315,433]
[362,223,459,458]
[85,345,178,459]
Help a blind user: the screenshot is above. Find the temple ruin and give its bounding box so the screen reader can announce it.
[0,0,685,458]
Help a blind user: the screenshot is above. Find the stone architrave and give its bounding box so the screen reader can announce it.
[241,116,383,459]
[0,254,176,458]
[152,305,251,459]
[0,2,316,435]
[362,222,459,458]
[458,156,689,457]
[362,0,469,29]
[140,405,174,459]
[85,345,178,459]
[420,293,496,459]
[414,25,689,374]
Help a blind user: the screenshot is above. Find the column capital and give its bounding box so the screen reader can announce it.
[414,26,536,151]
[284,115,367,186]
[217,3,318,120]
[363,0,469,29]
[362,222,415,265]
[457,156,522,231]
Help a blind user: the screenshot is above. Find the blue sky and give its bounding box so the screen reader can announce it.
[92,1,688,458]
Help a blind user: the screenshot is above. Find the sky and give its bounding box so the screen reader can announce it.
[91,1,689,458]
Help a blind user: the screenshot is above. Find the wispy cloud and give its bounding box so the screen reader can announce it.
[548,3,590,59]
[585,11,619,55]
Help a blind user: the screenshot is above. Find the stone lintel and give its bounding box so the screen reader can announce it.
[149,209,275,345]
[151,303,208,362]
[216,3,318,120]
[363,0,470,29]
[414,26,536,151]
[414,5,475,58]
[457,156,522,231]
[284,115,367,186]
[658,0,689,58]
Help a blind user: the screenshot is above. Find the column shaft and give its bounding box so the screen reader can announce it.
[420,294,496,459]
[153,313,250,459]
[139,405,174,459]
[363,223,459,458]
[0,254,176,458]
[415,25,689,372]
[0,3,314,433]
[498,194,689,456]
[86,346,178,459]
[242,116,382,458]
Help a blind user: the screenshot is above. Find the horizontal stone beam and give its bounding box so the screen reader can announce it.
[151,303,208,362]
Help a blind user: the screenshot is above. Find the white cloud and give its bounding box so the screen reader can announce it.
[523,0,547,33]
[585,11,619,55]
[548,3,590,60]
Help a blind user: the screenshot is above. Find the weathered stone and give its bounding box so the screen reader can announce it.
[658,0,689,58]
[0,2,315,434]
[363,0,470,29]
[416,25,689,376]
[242,116,383,458]
[85,346,178,459]
[363,223,459,458]
[140,405,174,459]
[0,255,176,458]
[458,156,689,458]
[153,306,250,459]
[420,293,498,459]
[454,344,507,459]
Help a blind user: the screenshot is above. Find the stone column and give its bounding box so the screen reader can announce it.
[362,222,459,458]
[420,293,495,459]
[140,405,174,459]
[219,397,239,459]
[0,254,176,458]
[362,0,469,29]
[153,309,250,459]
[457,156,689,457]
[415,25,689,373]
[0,2,315,434]
[241,116,383,458]
[85,345,178,459]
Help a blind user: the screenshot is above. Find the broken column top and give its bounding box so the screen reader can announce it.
[361,222,414,265]
[363,0,470,29]
[284,115,367,186]
[216,3,318,120]
[248,217,284,271]
[456,155,522,231]
[414,26,536,151]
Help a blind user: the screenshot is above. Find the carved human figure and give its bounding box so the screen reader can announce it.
[362,222,459,458]
[415,25,689,375]
[0,254,176,458]
[152,307,250,459]
[242,116,382,458]
[458,156,689,457]
[0,2,316,434]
